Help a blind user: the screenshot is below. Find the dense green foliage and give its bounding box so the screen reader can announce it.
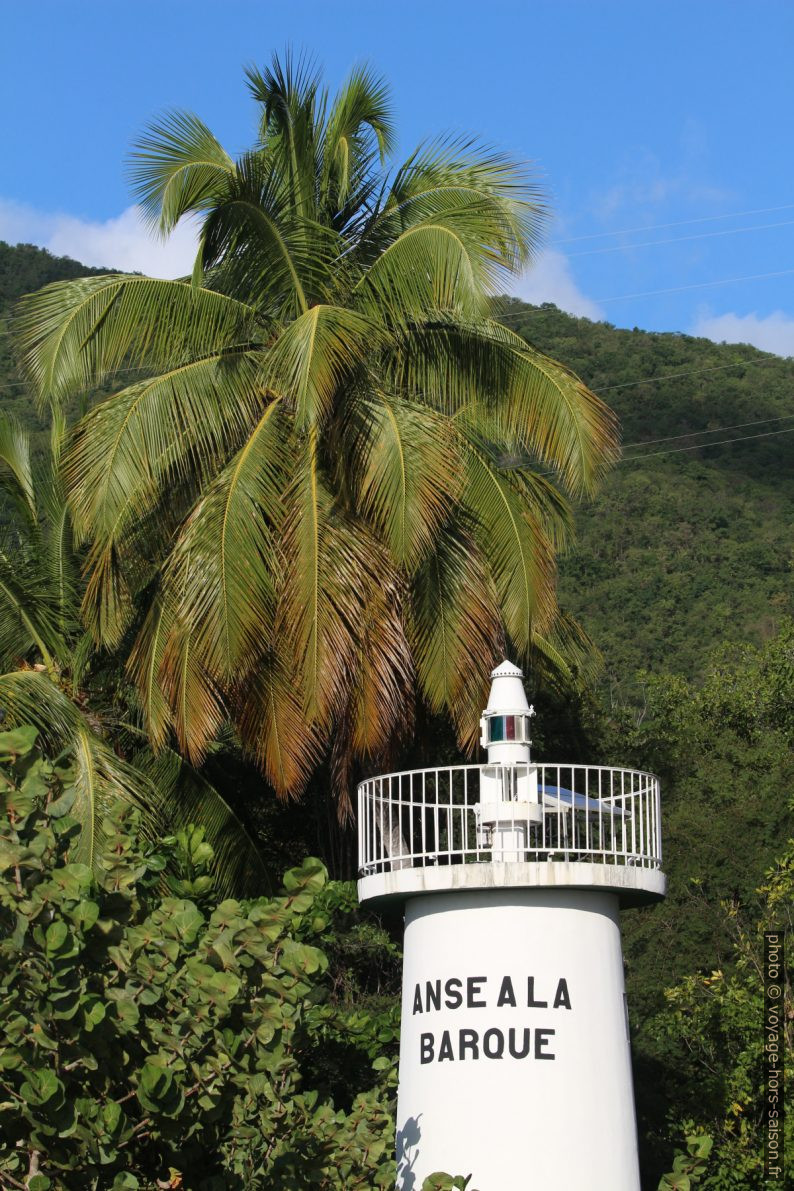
[498,299,794,683]
[574,624,794,1186]
[0,243,107,449]
[0,726,398,1187]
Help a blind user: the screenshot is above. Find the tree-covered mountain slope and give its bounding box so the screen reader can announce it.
[1,242,791,685]
[499,298,793,684]
[0,241,108,444]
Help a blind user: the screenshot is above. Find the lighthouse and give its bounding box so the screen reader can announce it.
[357,661,665,1190]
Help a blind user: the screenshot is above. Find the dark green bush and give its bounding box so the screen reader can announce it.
[0,726,399,1189]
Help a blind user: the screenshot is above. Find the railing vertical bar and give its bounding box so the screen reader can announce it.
[390,776,397,871]
[638,771,647,867]
[621,774,628,857]
[449,768,454,861]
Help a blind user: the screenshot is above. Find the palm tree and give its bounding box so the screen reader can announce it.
[0,413,266,892]
[13,53,618,812]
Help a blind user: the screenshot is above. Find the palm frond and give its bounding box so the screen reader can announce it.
[530,610,603,690]
[127,108,234,232]
[349,392,461,567]
[0,548,66,672]
[159,618,226,766]
[359,135,546,279]
[457,428,558,652]
[65,348,265,543]
[196,148,338,314]
[487,321,621,496]
[355,220,491,324]
[13,275,256,406]
[321,64,395,207]
[38,470,80,635]
[235,646,322,798]
[349,566,414,761]
[0,669,159,870]
[126,591,176,751]
[278,440,386,727]
[409,523,504,738]
[246,52,323,218]
[131,744,271,897]
[0,413,36,525]
[387,316,620,497]
[154,398,288,684]
[265,304,378,428]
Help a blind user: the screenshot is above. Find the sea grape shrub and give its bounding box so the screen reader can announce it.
[0,727,396,1189]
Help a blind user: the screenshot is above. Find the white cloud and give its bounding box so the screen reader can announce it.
[0,198,198,278]
[512,249,603,320]
[691,309,794,358]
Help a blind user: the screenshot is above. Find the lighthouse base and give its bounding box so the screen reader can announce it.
[396,889,641,1190]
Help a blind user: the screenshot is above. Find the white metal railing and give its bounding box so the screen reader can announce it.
[357,764,662,876]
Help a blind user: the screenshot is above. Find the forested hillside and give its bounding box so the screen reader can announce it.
[497,298,793,683]
[0,242,108,436]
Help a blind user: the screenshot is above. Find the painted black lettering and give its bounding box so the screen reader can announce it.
[508,1027,531,1058]
[420,1033,434,1064]
[483,1028,505,1059]
[412,985,423,1015]
[535,1028,555,1060]
[467,976,487,1007]
[438,1030,454,1061]
[497,975,516,1007]
[425,980,441,1012]
[553,978,571,1010]
[459,1029,479,1060]
[527,977,548,1008]
[445,977,463,1009]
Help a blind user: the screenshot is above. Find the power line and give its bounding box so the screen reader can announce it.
[0,363,149,394]
[622,411,794,451]
[567,218,794,259]
[551,202,794,245]
[593,356,780,394]
[595,267,794,305]
[622,423,794,462]
[498,267,794,320]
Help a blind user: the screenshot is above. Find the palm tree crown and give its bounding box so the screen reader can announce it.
[13,54,619,809]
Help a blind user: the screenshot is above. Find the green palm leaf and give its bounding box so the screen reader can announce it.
[128,108,235,232]
[321,64,395,207]
[350,393,461,567]
[265,304,379,428]
[409,523,504,736]
[457,431,557,654]
[159,617,226,766]
[0,413,36,524]
[235,646,322,798]
[130,744,271,897]
[0,670,157,868]
[13,274,256,406]
[154,398,288,684]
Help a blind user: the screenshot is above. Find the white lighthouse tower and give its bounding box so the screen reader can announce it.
[357,661,665,1190]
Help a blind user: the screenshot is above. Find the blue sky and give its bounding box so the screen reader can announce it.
[3,0,794,353]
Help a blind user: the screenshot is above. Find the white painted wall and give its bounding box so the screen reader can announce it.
[396,889,640,1191]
